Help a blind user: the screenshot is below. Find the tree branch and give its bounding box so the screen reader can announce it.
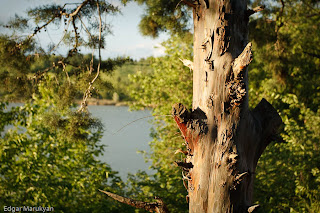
[246,5,265,17]
[232,42,253,79]
[306,12,320,18]
[303,51,320,59]
[181,0,197,9]
[61,0,92,18]
[27,0,92,42]
[174,148,188,155]
[28,17,56,41]
[79,0,102,112]
[180,58,194,71]
[99,190,169,213]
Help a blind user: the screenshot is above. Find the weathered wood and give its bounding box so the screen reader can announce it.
[99,190,169,213]
[246,5,265,17]
[174,161,194,169]
[180,58,194,71]
[172,0,282,212]
[247,204,260,212]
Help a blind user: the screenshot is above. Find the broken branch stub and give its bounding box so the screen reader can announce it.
[232,42,253,80]
[172,103,192,146]
[172,103,190,123]
[252,98,283,164]
[246,5,265,17]
[172,104,208,154]
[247,204,260,212]
[174,161,194,169]
[99,190,169,213]
[174,148,188,155]
[180,58,194,71]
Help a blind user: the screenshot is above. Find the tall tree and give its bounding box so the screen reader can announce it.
[102,0,283,212]
[0,0,125,107]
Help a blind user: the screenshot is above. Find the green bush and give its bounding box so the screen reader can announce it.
[0,79,133,212]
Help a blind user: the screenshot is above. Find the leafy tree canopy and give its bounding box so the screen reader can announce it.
[122,0,192,37]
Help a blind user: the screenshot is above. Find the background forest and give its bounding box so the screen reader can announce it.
[0,0,319,212]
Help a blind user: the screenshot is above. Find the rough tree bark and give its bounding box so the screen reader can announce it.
[172,0,282,212]
[101,0,282,212]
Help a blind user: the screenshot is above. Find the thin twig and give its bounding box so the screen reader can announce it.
[78,14,94,42]
[27,16,57,41]
[78,0,102,112]
[49,20,71,53]
[112,115,172,135]
[274,0,285,54]
[58,61,71,85]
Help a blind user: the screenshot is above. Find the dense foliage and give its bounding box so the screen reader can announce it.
[128,33,193,212]
[0,79,134,212]
[102,58,153,101]
[0,1,133,211]
[0,35,130,102]
[1,0,319,212]
[122,0,192,37]
[248,0,320,212]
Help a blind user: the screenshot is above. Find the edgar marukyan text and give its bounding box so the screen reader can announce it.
[3,206,54,212]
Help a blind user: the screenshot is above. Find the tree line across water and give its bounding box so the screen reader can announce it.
[0,0,319,212]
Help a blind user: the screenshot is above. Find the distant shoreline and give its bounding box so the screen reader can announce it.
[7,99,128,106]
[76,98,128,106]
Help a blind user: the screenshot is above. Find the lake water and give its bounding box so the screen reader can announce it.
[6,104,155,180]
[88,105,154,180]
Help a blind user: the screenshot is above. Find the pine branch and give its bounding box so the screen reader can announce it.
[27,0,92,42]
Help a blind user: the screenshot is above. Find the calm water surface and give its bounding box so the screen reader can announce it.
[88,105,154,180]
[6,104,154,180]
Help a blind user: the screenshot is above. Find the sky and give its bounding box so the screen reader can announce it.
[0,0,169,60]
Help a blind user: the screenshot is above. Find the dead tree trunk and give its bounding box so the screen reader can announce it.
[173,0,282,212]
